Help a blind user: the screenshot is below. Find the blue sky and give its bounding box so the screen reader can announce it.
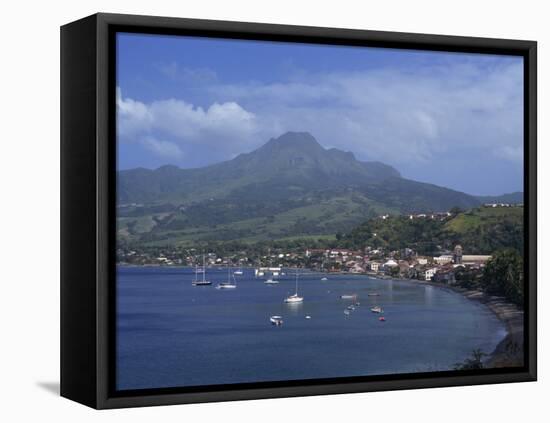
[117,33,524,196]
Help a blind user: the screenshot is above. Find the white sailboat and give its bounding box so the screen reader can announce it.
[217,266,237,289]
[234,266,243,276]
[192,255,211,286]
[284,271,303,303]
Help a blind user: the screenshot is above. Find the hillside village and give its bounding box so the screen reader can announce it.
[118,203,523,287]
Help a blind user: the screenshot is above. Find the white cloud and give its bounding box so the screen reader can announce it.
[207,60,523,165]
[117,88,153,137]
[141,136,184,159]
[116,89,260,159]
[117,58,523,170]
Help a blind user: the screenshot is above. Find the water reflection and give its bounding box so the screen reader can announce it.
[424,285,434,306]
[284,302,304,315]
[387,280,394,301]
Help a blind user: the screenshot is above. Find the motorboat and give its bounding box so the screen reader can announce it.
[370,306,383,313]
[340,294,357,300]
[270,315,283,326]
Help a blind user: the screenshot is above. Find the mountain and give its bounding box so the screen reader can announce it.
[118,132,401,204]
[117,132,482,246]
[475,192,524,204]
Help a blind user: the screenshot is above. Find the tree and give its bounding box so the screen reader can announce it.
[480,249,524,306]
[449,206,464,216]
[454,267,480,289]
[454,349,486,370]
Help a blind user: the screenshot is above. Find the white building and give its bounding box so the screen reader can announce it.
[424,267,438,281]
[383,259,398,268]
[370,261,381,272]
[434,255,453,265]
[462,255,492,265]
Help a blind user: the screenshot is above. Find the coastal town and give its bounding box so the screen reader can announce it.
[118,242,489,286]
[117,202,525,287]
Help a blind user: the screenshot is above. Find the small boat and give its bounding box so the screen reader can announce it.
[368,293,380,297]
[264,278,279,285]
[217,266,237,289]
[192,255,212,286]
[321,277,328,281]
[270,315,283,326]
[284,271,304,303]
[340,294,357,300]
[355,302,360,307]
[234,269,243,276]
[347,305,355,311]
[284,293,303,303]
[305,315,311,319]
[370,306,383,313]
[344,309,351,316]
[379,317,386,322]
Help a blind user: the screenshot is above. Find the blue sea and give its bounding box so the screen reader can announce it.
[116,266,506,390]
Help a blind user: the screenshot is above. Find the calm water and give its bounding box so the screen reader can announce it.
[116,266,506,390]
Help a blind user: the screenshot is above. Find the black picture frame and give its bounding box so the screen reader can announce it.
[60,12,537,409]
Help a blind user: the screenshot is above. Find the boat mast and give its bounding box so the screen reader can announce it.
[202,254,206,283]
[295,271,299,295]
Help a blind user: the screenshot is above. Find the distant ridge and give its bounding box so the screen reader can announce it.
[476,192,523,204]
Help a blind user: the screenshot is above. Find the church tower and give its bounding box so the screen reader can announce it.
[453,244,463,264]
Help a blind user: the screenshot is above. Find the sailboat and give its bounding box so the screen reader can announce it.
[192,255,211,286]
[284,271,303,303]
[234,266,243,276]
[217,266,237,289]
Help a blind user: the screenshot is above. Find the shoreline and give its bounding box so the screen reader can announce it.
[376,276,525,368]
[446,286,524,368]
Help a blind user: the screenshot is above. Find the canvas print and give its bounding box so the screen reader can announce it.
[115,33,525,391]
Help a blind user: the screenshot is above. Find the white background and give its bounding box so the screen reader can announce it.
[0,0,547,421]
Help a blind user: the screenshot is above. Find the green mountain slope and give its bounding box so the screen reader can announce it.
[117,132,483,246]
[341,206,524,255]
